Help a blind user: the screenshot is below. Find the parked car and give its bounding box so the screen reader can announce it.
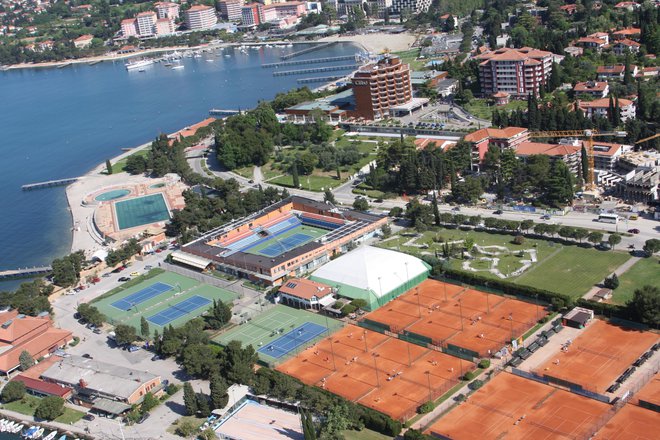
[83,414,96,421]
[627,228,640,234]
[82,353,93,359]
[128,345,140,352]
[452,206,461,211]
[541,215,551,220]
[144,265,153,270]
[118,277,130,282]
[93,328,102,334]
[151,355,161,361]
[493,210,503,215]
[102,273,111,278]
[130,271,140,277]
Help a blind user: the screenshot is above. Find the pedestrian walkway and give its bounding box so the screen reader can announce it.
[583,256,639,300]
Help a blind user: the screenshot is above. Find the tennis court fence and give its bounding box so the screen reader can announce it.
[162,262,233,289]
[511,368,548,385]
[358,319,391,334]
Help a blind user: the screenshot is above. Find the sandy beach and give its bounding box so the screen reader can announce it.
[320,32,417,53]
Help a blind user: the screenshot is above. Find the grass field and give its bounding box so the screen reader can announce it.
[213,305,344,364]
[112,148,150,174]
[341,429,393,440]
[267,174,342,191]
[463,98,527,120]
[3,395,85,424]
[378,228,632,298]
[92,271,236,330]
[245,224,327,257]
[610,257,660,305]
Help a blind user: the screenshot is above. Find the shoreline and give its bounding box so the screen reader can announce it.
[1,39,339,71]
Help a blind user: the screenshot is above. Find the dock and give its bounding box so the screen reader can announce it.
[297,75,347,84]
[209,109,241,118]
[280,42,335,60]
[262,55,357,69]
[0,266,52,280]
[21,177,79,191]
[273,64,360,77]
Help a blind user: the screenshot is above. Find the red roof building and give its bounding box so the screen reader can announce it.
[0,310,72,375]
[515,142,581,174]
[612,27,641,41]
[577,98,636,122]
[613,39,641,55]
[277,278,334,310]
[464,127,529,171]
[573,81,609,98]
[476,48,555,98]
[12,374,72,399]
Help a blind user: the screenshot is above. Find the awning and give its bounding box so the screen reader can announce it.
[92,398,131,415]
[171,250,212,270]
[91,249,108,262]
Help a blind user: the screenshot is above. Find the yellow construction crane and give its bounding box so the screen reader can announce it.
[527,129,627,189]
[634,133,660,145]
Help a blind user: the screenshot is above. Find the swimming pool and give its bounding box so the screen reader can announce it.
[114,193,170,230]
[95,189,130,201]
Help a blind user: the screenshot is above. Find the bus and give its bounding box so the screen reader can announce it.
[598,213,619,224]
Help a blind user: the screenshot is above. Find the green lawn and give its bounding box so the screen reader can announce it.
[463,99,527,120]
[393,48,427,71]
[379,228,632,298]
[213,305,344,364]
[92,271,236,329]
[3,395,84,423]
[610,257,660,305]
[341,428,393,440]
[267,174,342,191]
[233,165,254,179]
[112,148,150,174]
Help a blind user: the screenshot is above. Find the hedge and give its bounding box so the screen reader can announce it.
[478,359,491,369]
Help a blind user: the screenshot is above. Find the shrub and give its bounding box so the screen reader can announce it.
[604,273,619,290]
[478,359,491,369]
[340,303,357,316]
[35,396,65,421]
[463,371,476,381]
[468,380,484,390]
[175,419,197,437]
[418,401,434,414]
[513,235,525,245]
[1,381,26,402]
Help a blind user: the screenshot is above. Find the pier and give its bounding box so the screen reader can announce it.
[0,266,52,280]
[262,55,357,69]
[21,177,79,191]
[297,75,346,84]
[273,64,360,77]
[209,109,241,117]
[280,42,335,60]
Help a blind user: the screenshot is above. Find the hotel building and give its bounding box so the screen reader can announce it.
[154,2,180,20]
[219,0,245,20]
[476,47,554,98]
[136,11,157,36]
[185,5,218,31]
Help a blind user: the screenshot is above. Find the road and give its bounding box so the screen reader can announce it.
[189,152,657,249]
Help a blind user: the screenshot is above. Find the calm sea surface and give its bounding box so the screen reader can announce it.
[0,42,359,291]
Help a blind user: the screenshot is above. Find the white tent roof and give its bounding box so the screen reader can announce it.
[311,246,428,298]
[171,250,212,270]
[91,249,108,262]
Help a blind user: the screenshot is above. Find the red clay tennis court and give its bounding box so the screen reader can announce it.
[277,324,473,421]
[535,319,659,393]
[633,373,659,407]
[362,279,545,357]
[594,404,658,440]
[426,372,611,440]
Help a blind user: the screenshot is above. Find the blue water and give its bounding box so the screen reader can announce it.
[0,43,359,291]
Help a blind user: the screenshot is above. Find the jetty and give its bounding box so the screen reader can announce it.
[21,177,79,191]
[262,55,357,69]
[297,75,346,84]
[280,42,335,60]
[209,109,241,117]
[0,266,52,280]
[273,64,360,77]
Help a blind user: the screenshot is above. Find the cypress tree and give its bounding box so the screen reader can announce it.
[106,159,113,175]
[291,162,300,188]
[580,145,589,183]
[183,383,197,416]
[614,97,621,126]
[432,193,441,226]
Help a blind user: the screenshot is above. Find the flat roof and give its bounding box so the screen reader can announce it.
[41,355,159,401]
[215,400,304,440]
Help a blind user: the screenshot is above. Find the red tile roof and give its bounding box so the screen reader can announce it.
[574,81,608,92]
[515,142,580,157]
[279,278,332,301]
[597,65,625,74]
[464,127,528,143]
[612,27,640,37]
[476,47,552,62]
[615,39,641,47]
[188,5,214,11]
[13,375,72,398]
[578,97,633,109]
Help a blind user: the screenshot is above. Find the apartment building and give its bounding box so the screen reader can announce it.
[241,3,264,27]
[136,11,157,36]
[577,98,636,122]
[121,18,138,37]
[390,0,431,14]
[476,47,554,98]
[573,81,609,98]
[154,2,180,20]
[156,17,176,35]
[219,0,244,20]
[351,55,413,120]
[515,142,581,174]
[185,5,218,31]
[463,127,530,171]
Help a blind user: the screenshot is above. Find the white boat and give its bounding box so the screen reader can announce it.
[14,424,24,433]
[171,65,184,70]
[6,421,16,431]
[43,431,58,440]
[206,59,214,62]
[125,59,154,71]
[224,54,231,58]
[32,427,45,439]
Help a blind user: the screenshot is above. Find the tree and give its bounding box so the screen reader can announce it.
[587,231,603,246]
[323,189,336,205]
[1,381,25,402]
[124,155,148,174]
[51,251,85,288]
[321,403,351,438]
[77,303,105,327]
[432,194,441,226]
[580,146,589,184]
[114,324,137,346]
[106,159,113,175]
[573,228,589,243]
[207,299,232,330]
[19,350,34,371]
[520,220,534,233]
[141,392,159,414]
[196,393,211,417]
[35,396,65,421]
[608,233,622,250]
[643,239,660,256]
[140,316,150,338]
[175,419,197,437]
[183,382,198,416]
[291,162,300,188]
[210,373,229,410]
[302,409,317,440]
[225,341,258,385]
[381,224,392,238]
[604,273,620,290]
[353,197,369,211]
[630,285,659,327]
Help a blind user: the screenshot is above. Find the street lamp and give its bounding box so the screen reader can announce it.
[458,299,464,331]
[372,353,381,387]
[425,371,432,402]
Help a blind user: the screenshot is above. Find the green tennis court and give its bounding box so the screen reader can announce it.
[245,225,327,257]
[114,193,170,230]
[213,305,344,365]
[92,271,236,330]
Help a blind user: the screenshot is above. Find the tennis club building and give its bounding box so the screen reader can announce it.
[179,196,387,286]
[309,246,431,311]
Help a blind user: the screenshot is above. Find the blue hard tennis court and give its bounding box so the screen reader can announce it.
[257,233,314,257]
[147,295,212,326]
[111,282,173,311]
[258,322,327,359]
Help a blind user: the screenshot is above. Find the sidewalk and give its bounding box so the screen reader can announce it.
[582,255,639,300]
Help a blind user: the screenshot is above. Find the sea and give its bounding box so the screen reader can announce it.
[0,42,360,291]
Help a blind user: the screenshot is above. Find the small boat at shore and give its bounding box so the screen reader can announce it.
[13,424,24,433]
[43,430,58,440]
[32,427,45,439]
[171,65,184,70]
[125,59,154,71]
[22,426,38,438]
